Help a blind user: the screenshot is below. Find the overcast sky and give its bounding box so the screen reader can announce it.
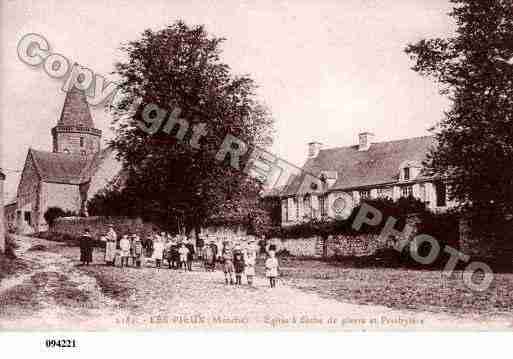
[0,0,454,199]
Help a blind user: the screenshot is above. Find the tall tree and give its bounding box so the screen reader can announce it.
[107,21,274,234]
[405,0,513,217]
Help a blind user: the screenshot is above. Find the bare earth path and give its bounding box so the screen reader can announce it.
[1,235,512,330]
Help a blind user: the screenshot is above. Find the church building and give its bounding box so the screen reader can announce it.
[14,88,122,233]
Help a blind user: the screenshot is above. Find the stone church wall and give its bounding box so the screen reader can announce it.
[42,182,82,213]
[17,153,42,232]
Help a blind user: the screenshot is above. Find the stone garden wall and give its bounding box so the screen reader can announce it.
[326,234,385,257]
[278,237,320,257]
[51,216,159,239]
[276,234,386,258]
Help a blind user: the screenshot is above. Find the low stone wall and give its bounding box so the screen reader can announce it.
[276,234,387,258]
[51,216,159,239]
[326,234,385,257]
[279,237,321,257]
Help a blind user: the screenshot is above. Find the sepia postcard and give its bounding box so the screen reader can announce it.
[1,0,513,342]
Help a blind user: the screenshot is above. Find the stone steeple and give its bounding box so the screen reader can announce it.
[51,88,101,155]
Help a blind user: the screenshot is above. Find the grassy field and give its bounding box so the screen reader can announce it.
[272,257,513,318]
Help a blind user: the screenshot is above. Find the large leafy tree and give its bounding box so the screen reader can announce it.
[405,0,513,218]
[104,21,274,235]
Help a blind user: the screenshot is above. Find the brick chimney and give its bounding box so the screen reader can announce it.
[308,141,323,158]
[358,132,375,151]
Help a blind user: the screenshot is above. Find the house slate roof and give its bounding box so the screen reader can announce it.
[56,88,95,128]
[29,148,111,185]
[280,136,436,197]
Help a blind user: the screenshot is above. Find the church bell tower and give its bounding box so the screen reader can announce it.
[51,88,101,156]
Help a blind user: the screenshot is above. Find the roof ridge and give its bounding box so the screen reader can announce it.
[319,135,434,153]
[28,148,44,180]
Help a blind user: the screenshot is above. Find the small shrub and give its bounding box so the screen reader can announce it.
[4,233,18,259]
[277,248,291,257]
[28,244,48,251]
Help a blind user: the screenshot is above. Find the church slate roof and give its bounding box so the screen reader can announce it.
[29,148,110,185]
[56,88,95,128]
[281,136,436,197]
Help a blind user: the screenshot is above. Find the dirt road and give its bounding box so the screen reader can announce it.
[1,235,511,330]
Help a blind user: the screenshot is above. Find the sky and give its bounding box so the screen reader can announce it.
[0,0,455,200]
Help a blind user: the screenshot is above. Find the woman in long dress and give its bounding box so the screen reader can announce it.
[104,225,117,266]
[203,241,216,271]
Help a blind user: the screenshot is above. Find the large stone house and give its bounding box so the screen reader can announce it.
[13,88,122,233]
[279,132,456,226]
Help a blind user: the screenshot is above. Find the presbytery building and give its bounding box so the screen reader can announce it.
[279,132,456,226]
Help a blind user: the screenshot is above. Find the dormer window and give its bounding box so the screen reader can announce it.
[404,167,410,180]
[399,160,421,181]
[320,171,338,188]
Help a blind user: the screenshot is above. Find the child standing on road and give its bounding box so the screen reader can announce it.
[265,250,279,288]
[133,234,143,268]
[244,241,257,286]
[221,242,235,285]
[232,244,245,285]
[233,244,245,285]
[119,235,131,268]
[152,235,165,268]
[185,239,195,271]
[178,243,189,271]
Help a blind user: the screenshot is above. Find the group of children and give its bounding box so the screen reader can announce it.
[102,225,196,270]
[95,225,280,288]
[208,239,280,288]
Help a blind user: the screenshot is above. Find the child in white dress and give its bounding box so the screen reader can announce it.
[265,250,279,288]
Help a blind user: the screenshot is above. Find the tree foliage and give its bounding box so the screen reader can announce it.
[405,0,513,216]
[105,21,275,233]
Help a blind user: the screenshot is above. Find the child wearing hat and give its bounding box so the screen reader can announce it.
[232,244,245,285]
